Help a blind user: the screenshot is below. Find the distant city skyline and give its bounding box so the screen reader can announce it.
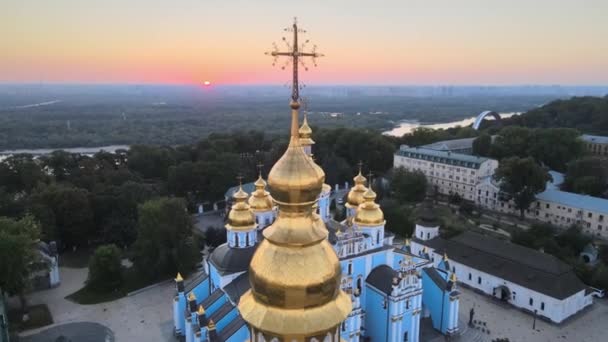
[2,0,608,85]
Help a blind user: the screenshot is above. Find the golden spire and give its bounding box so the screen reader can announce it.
[248,165,274,212]
[443,252,449,261]
[239,19,350,341]
[175,272,183,282]
[188,292,196,301]
[208,319,216,330]
[450,272,457,283]
[299,110,315,147]
[346,162,368,209]
[197,305,205,315]
[226,179,256,231]
[405,239,410,247]
[354,174,385,226]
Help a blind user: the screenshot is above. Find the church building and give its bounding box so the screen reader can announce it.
[171,20,460,342]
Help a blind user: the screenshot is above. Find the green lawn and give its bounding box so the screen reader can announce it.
[65,270,169,305]
[8,304,53,332]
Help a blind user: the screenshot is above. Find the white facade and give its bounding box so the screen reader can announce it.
[394,146,498,201]
[411,237,593,324]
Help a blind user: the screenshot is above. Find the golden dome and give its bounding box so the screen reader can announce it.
[248,174,273,212]
[354,187,385,226]
[239,103,351,338]
[298,112,315,146]
[346,170,368,209]
[226,184,256,231]
[267,109,325,206]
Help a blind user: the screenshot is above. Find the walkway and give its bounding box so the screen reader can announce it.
[20,267,175,342]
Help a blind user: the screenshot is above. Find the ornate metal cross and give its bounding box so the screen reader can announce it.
[266,17,324,104]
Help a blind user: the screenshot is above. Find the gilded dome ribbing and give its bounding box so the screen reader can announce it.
[354,187,385,226]
[225,185,256,231]
[248,174,273,212]
[238,104,351,338]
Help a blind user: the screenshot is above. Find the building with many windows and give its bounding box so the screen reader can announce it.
[581,134,608,157]
[394,146,498,201]
[476,171,608,239]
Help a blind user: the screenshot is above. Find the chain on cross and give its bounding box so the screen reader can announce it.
[265,17,324,106]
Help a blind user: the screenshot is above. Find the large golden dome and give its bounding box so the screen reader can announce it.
[346,170,368,208]
[354,187,385,226]
[239,104,351,339]
[248,174,273,212]
[267,109,324,206]
[225,185,256,231]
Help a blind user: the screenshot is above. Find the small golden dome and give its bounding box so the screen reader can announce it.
[298,113,315,146]
[226,184,256,231]
[248,174,273,212]
[197,305,205,315]
[188,292,196,301]
[354,188,385,226]
[346,171,368,208]
[175,272,183,282]
[208,319,216,330]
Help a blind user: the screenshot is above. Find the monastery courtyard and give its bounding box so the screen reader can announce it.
[17,266,608,342]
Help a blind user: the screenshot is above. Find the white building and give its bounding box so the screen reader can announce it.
[477,171,608,239]
[580,134,608,157]
[394,146,498,201]
[410,205,594,324]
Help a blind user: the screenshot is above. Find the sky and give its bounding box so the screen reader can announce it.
[1,0,608,85]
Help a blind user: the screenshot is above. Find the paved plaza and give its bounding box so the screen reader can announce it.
[457,286,607,342]
[20,267,174,342]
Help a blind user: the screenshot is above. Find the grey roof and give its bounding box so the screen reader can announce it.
[209,301,234,325]
[366,265,398,295]
[185,272,210,293]
[219,316,246,342]
[224,182,259,200]
[201,288,224,308]
[209,244,257,276]
[416,199,439,227]
[422,231,587,300]
[423,267,451,291]
[396,146,491,169]
[536,189,608,215]
[581,134,608,144]
[422,137,476,152]
[223,272,251,304]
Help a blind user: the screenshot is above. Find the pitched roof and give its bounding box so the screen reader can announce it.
[366,265,398,295]
[581,134,608,144]
[422,267,449,291]
[396,146,492,169]
[223,272,251,304]
[219,316,246,342]
[536,189,608,215]
[422,137,476,152]
[423,231,587,300]
[209,243,257,275]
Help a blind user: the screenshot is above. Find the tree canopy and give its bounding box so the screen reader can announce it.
[494,157,550,219]
[0,215,41,297]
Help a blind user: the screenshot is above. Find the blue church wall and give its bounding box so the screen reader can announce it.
[191,277,211,303]
[216,307,239,332]
[372,250,387,268]
[365,286,389,342]
[229,324,250,342]
[205,293,227,317]
[209,266,221,291]
[421,271,451,334]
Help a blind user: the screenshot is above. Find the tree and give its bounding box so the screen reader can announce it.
[381,199,414,237]
[490,126,532,160]
[132,198,199,280]
[87,244,123,292]
[494,157,550,219]
[204,226,227,249]
[563,156,608,197]
[0,215,41,310]
[472,133,492,157]
[29,184,94,247]
[528,128,584,172]
[390,168,427,203]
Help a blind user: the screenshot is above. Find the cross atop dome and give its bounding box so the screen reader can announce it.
[265,17,324,109]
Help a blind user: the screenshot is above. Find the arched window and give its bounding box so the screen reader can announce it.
[376,231,380,244]
[235,234,239,247]
[246,233,250,246]
[357,277,362,293]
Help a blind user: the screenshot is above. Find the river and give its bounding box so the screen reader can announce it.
[383,112,520,137]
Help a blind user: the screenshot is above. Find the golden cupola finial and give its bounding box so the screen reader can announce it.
[248,167,273,212]
[346,162,368,209]
[298,111,315,147]
[354,174,385,226]
[226,179,256,231]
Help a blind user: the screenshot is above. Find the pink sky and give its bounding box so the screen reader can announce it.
[2,0,608,85]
